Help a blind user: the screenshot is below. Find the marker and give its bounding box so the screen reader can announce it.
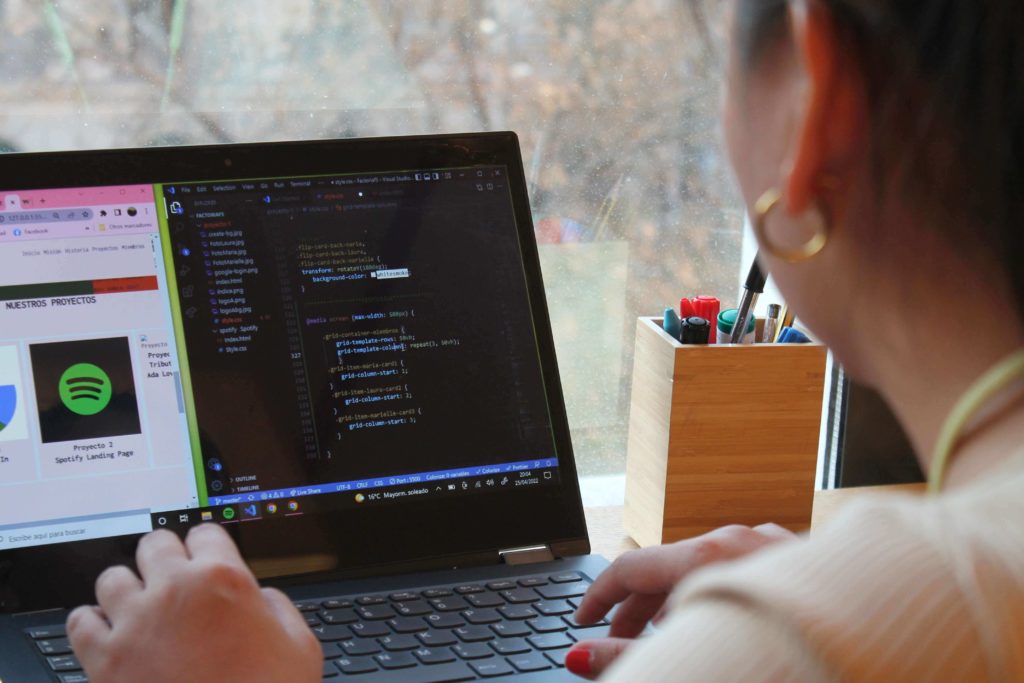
[729,255,767,344]
[692,297,721,343]
[663,308,682,341]
[777,327,811,344]
[679,298,698,319]
[680,316,711,345]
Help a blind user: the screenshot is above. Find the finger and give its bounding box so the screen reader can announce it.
[565,638,633,679]
[66,605,111,658]
[136,529,188,583]
[753,522,800,542]
[94,565,143,620]
[184,523,246,567]
[262,587,321,664]
[261,587,311,635]
[607,592,665,639]
[575,545,691,623]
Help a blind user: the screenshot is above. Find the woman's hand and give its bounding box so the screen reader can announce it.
[67,524,321,683]
[565,523,798,679]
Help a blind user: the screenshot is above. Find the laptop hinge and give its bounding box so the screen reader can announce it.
[499,544,555,565]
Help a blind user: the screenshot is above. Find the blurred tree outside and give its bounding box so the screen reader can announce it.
[0,0,742,475]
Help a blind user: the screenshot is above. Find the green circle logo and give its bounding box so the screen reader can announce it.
[58,363,113,416]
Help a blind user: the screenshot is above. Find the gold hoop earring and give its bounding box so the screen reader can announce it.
[753,187,830,264]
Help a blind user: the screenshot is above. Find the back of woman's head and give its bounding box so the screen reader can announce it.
[736,0,1024,322]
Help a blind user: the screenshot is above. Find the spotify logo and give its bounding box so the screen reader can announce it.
[58,363,113,416]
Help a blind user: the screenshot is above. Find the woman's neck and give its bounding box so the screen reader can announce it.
[863,263,1024,486]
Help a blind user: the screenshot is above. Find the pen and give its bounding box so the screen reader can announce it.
[729,254,767,344]
[663,307,682,341]
[680,316,711,345]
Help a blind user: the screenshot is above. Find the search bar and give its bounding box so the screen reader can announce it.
[0,208,94,224]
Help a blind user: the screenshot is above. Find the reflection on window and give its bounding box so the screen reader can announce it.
[0,0,740,475]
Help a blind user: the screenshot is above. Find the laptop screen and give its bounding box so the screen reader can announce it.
[0,162,563,554]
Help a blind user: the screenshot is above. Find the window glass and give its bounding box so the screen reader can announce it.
[0,0,740,477]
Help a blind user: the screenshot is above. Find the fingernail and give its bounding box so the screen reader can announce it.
[565,647,592,676]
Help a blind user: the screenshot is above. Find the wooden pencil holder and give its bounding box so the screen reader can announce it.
[624,317,827,547]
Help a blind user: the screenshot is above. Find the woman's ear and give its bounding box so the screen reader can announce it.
[784,0,867,213]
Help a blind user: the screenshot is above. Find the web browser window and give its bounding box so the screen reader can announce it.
[0,186,197,548]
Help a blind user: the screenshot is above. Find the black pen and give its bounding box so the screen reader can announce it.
[729,254,767,344]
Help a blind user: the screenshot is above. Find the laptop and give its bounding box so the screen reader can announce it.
[0,133,611,682]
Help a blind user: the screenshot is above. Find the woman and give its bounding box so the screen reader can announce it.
[66,0,1024,680]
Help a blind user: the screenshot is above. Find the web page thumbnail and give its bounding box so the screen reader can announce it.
[0,345,28,442]
[29,337,141,444]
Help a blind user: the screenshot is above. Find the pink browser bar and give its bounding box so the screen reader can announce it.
[1,184,154,210]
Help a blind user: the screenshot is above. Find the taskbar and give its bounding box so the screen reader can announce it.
[150,465,559,533]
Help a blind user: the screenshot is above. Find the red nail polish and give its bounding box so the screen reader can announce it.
[565,647,592,676]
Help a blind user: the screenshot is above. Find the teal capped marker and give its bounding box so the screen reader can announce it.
[663,308,682,341]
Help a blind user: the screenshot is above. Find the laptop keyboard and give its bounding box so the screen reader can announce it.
[24,571,610,681]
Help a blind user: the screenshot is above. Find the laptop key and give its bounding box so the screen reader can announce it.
[499,588,539,604]
[550,572,583,584]
[357,605,397,621]
[485,580,516,591]
[422,588,453,599]
[37,637,73,655]
[341,638,382,656]
[452,642,494,660]
[490,637,531,655]
[394,601,431,617]
[56,674,90,683]
[47,655,82,672]
[509,653,553,672]
[535,600,574,616]
[469,658,516,678]
[321,642,344,660]
[335,656,378,675]
[323,660,340,678]
[413,646,457,665]
[379,635,419,652]
[312,624,355,642]
[424,613,464,629]
[544,646,573,668]
[388,617,429,634]
[465,592,504,608]
[389,592,420,602]
[454,625,494,642]
[462,608,501,625]
[375,651,417,670]
[294,600,320,612]
[569,624,611,641]
[537,582,589,600]
[528,632,574,650]
[350,621,390,639]
[518,577,548,587]
[322,598,354,610]
[417,630,459,647]
[26,625,67,640]
[454,584,484,595]
[429,597,469,612]
[563,614,609,629]
[497,605,536,620]
[528,617,568,633]
[321,608,358,625]
[357,596,387,606]
[490,622,531,638]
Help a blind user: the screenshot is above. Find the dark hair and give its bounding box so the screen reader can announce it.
[737,0,1024,322]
